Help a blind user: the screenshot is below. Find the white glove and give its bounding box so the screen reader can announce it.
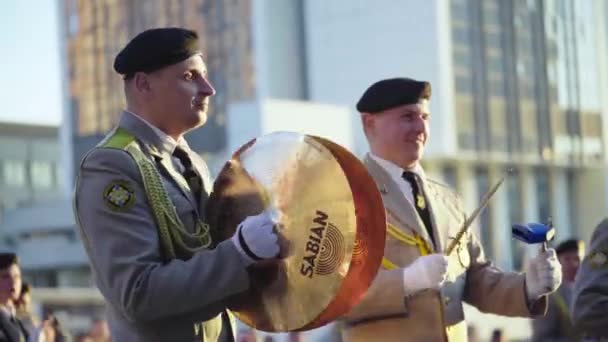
[525,248,562,300]
[402,254,449,295]
[231,211,280,266]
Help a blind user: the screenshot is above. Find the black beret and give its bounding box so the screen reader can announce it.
[0,253,18,270]
[555,239,584,255]
[356,77,431,113]
[114,27,200,77]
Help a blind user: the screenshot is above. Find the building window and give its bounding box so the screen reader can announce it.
[453,48,471,68]
[58,267,92,287]
[31,161,54,190]
[487,55,505,75]
[25,270,58,288]
[484,30,502,49]
[506,169,525,270]
[455,75,473,93]
[451,0,469,22]
[475,167,493,259]
[566,170,577,231]
[442,166,458,189]
[66,0,79,37]
[3,160,26,187]
[489,79,505,97]
[452,26,471,45]
[536,168,552,221]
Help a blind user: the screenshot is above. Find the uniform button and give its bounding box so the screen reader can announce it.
[444,296,451,306]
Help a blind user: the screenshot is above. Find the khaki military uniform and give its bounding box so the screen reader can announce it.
[571,218,608,341]
[340,154,547,342]
[74,111,250,341]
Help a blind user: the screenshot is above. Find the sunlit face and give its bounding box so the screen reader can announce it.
[363,100,430,168]
[558,250,582,282]
[145,54,215,134]
[0,264,21,304]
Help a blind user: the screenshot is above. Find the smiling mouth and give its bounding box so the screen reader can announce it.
[191,99,207,110]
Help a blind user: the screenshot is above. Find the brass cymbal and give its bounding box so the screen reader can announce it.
[206,132,386,332]
[299,136,386,331]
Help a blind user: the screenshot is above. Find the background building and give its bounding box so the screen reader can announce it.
[0,121,62,251]
[0,122,61,214]
[61,0,256,182]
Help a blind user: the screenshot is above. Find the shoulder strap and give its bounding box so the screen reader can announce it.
[102,127,137,149]
[382,223,432,270]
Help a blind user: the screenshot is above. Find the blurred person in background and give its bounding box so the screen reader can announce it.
[236,328,256,342]
[490,328,506,342]
[73,27,282,342]
[466,324,479,342]
[39,314,71,342]
[15,282,40,339]
[287,332,303,342]
[86,318,110,342]
[74,333,93,342]
[338,77,562,341]
[532,238,585,341]
[0,253,28,342]
[571,218,608,340]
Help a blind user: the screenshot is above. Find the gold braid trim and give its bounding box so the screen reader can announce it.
[125,143,212,259]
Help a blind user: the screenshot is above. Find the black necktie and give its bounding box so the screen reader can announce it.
[402,171,435,247]
[172,147,202,205]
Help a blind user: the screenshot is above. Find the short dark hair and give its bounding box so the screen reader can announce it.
[0,253,18,270]
[556,239,584,255]
[21,282,30,295]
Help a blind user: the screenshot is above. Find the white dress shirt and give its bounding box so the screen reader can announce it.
[126,110,193,173]
[369,153,426,207]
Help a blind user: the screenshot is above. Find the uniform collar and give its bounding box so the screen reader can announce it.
[369,153,426,182]
[119,110,191,156]
[0,304,15,318]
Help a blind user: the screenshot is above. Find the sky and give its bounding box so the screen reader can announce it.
[0,0,63,126]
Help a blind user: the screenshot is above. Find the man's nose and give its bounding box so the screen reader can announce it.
[199,78,216,97]
[412,115,426,132]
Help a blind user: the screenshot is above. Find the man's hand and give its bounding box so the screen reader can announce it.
[231,210,281,266]
[525,248,562,300]
[402,254,449,294]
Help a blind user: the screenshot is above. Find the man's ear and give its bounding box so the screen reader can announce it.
[361,113,375,137]
[133,72,151,94]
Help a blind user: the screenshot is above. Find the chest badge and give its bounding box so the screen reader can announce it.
[416,194,426,210]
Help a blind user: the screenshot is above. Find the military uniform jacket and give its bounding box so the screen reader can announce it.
[340,154,546,342]
[73,111,250,341]
[532,283,579,342]
[0,309,28,342]
[571,218,608,341]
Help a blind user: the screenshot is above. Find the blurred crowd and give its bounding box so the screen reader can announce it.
[0,252,110,342]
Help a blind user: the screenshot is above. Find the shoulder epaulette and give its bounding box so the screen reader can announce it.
[426,177,461,199]
[101,127,136,149]
[426,177,450,188]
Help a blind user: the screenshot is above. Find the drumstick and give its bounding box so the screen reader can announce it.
[445,168,512,256]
